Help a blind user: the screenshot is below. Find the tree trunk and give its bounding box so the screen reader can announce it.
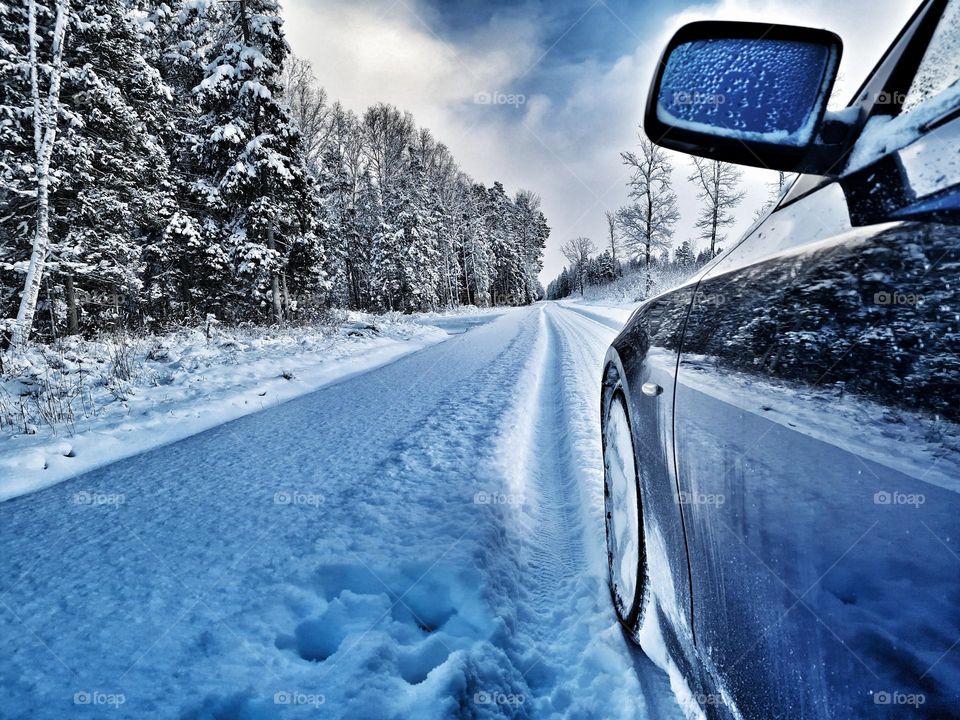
[266,226,283,323]
[710,203,719,255]
[46,280,57,340]
[645,186,653,268]
[12,0,69,349]
[280,272,291,316]
[14,169,52,347]
[65,274,78,334]
[710,167,720,256]
[461,245,472,306]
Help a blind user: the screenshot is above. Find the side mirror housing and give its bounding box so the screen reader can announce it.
[645,21,845,174]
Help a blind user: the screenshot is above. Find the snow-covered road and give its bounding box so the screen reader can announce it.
[0,303,681,719]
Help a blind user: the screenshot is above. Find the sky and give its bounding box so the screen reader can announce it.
[283,0,921,282]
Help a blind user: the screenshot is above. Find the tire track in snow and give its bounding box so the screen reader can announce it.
[554,305,684,720]
[559,303,631,333]
[482,303,681,719]
[521,309,589,633]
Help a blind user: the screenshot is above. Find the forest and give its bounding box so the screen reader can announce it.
[0,0,550,349]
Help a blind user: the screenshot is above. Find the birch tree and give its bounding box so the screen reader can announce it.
[11,0,68,348]
[604,210,620,271]
[279,54,331,174]
[617,130,679,268]
[689,156,745,257]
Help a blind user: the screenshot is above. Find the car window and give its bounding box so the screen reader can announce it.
[901,0,960,113]
[845,0,960,175]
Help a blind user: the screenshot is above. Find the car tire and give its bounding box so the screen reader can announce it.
[602,387,648,639]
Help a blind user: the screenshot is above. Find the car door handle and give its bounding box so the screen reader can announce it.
[641,382,663,397]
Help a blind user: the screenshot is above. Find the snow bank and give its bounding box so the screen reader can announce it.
[0,311,469,502]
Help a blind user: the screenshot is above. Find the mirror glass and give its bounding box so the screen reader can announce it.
[657,38,834,146]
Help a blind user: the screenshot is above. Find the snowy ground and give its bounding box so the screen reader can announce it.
[0,302,683,719]
[0,309,504,502]
[556,299,637,331]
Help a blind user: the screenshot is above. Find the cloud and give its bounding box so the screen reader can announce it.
[283,0,541,131]
[283,0,920,281]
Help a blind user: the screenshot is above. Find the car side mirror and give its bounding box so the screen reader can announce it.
[645,22,845,173]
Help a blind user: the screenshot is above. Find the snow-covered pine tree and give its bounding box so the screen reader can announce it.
[675,239,695,267]
[462,183,493,307]
[348,168,378,309]
[314,144,350,306]
[370,186,403,312]
[412,132,459,308]
[483,182,515,305]
[128,0,210,325]
[401,151,440,312]
[283,186,330,316]
[192,0,320,323]
[436,172,471,309]
[0,0,34,327]
[511,190,549,304]
[51,0,177,334]
[311,104,370,309]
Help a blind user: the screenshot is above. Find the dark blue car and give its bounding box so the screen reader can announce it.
[601,1,960,717]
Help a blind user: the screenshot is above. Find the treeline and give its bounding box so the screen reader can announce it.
[0,0,548,347]
[546,240,715,300]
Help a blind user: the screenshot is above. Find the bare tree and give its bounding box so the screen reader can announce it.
[560,236,595,297]
[279,54,332,174]
[12,0,69,349]
[752,170,793,224]
[617,130,680,267]
[604,210,620,271]
[689,156,745,256]
[362,103,415,191]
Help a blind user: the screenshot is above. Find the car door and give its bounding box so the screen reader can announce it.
[673,3,960,718]
[605,284,700,663]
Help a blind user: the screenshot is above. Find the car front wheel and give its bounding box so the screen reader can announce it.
[602,389,647,637]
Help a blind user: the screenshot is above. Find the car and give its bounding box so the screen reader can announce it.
[600,1,960,717]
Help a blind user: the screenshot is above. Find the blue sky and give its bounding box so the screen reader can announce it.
[285,0,919,280]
